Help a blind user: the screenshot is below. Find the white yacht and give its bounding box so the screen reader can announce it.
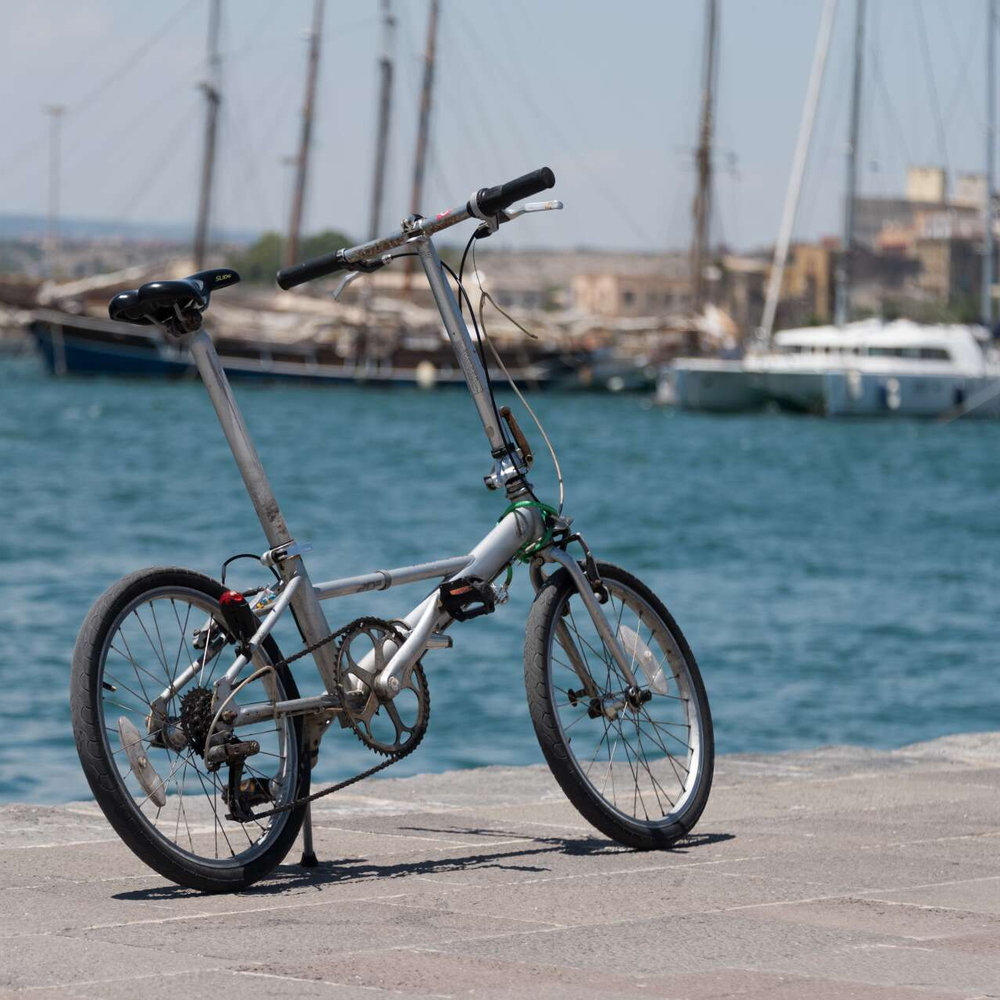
[659,320,1000,418]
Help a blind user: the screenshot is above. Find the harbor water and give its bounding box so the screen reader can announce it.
[1,354,998,803]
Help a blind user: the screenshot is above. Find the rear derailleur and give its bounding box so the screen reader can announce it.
[178,683,265,821]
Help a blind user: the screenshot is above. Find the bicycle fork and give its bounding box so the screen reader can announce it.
[530,546,641,720]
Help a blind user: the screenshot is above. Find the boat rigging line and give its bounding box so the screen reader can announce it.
[912,0,951,180]
[286,0,326,268]
[367,0,395,242]
[834,0,866,328]
[689,0,720,324]
[193,0,223,270]
[0,0,202,180]
[403,0,441,290]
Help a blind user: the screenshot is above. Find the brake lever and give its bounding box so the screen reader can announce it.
[504,199,564,220]
[332,253,401,301]
[474,200,564,240]
[332,271,364,301]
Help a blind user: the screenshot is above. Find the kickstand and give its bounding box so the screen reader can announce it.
[299,801,318,867]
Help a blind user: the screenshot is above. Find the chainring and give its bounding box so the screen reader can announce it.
[335,619,430,757]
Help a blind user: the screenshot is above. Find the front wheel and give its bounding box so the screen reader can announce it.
[524,561,714,849]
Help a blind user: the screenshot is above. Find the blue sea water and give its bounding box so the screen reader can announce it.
[1,354,998,803]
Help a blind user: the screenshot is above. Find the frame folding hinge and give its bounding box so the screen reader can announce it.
[261,540,313,568]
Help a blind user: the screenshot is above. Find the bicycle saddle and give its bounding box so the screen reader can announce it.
[109,268,240,334]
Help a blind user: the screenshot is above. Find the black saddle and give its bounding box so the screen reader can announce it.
[109,268,240,335]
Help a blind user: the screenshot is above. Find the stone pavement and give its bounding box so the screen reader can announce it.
[1,732,998,1000]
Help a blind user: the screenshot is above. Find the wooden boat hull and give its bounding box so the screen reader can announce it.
[29,311,577,389]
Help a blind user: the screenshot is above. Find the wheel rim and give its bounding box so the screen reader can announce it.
[96,585,297,867]
[546,577,705,829]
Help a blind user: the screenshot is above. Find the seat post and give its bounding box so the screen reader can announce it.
[186,328,291,549]
[183,327,341,695]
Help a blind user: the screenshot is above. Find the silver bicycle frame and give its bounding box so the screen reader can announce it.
[151,227,638,739]
[152,232,553,730]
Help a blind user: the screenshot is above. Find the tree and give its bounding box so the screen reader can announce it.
[229,229,353,285]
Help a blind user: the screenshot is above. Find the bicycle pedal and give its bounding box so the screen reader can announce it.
[439,576,496,622]
[222,776,273,809]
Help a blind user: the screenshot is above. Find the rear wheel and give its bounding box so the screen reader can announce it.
[71,567,310,892]
[524,561,713,849]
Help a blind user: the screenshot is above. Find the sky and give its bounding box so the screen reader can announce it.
[0,1,994,254]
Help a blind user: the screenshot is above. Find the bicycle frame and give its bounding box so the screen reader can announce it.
[151,229,637,742]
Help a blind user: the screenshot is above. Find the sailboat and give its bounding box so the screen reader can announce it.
[661,0,1000,418]
[27,1,595,390]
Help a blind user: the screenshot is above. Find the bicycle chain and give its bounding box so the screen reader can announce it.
[244,615,427,822]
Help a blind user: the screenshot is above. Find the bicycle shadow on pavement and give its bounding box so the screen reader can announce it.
[112,829,734,902]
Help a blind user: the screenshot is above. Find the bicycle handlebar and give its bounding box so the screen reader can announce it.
[275,248,347,290]
[275,166,555,290]
[468,167,555,220]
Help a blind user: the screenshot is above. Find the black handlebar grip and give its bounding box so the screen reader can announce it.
[471,167,556,218]
[275,249,346,290]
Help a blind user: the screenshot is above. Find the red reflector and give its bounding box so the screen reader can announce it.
[220,590,245,605]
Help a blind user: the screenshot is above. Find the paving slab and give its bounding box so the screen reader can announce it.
[1,732,999,999]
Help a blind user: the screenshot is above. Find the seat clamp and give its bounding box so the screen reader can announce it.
[261,541,313,568]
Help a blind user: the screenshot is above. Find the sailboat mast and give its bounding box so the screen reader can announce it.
[834,0,865,327]
[286,0,326,268]
[44,104,66,279]
[403,0,440,288]
[983,0,996,326]
[193,0,222,270]
[759,0,837,347]
[689,0,719,320]
[368,0,395,241]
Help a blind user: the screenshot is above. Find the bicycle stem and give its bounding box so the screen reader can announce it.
[414,236,530,495]
[415,237,504,453]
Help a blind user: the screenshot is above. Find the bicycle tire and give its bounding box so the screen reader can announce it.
[71,566,310,892]
[524,561,714,849]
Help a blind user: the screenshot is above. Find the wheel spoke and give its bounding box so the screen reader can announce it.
[132,607,169,675]
[109,641,165,698]
[169,599,193,689]
[149,602,172,687]
[86,582,302,877]
[542,572,709,833]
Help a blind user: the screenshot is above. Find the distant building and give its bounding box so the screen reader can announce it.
[570,256,690,318]
[953,173,988,209]
[781,242,836,323]
[914,237,981,307]
[854,166,982,249]
[906,166,947,203]
[719,255,768,337]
